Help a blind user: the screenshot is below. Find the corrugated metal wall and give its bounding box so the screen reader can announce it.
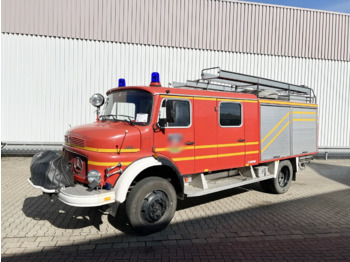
[2,0,350,61]
[2,34,349,148]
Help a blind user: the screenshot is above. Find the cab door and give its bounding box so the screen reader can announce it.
[216,99,245,170]
[193,98,217,173]
[153,97,194,175]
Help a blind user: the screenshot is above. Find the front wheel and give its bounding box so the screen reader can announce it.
[125,177,177,234]
[260,160,293,194]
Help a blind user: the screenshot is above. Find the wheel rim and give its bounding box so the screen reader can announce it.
[278,166,290,187]
[141,190,169,223]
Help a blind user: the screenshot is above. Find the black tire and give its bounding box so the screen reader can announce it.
[260,160,293,194]
[125,177,177,234]
[269,160,293,194]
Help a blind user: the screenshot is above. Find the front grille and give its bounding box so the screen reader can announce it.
[65,150,88,178]
[69,136,86,147]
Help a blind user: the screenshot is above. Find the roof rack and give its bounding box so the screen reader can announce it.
[172,67,316,103]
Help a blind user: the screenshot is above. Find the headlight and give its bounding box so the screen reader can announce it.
[87,170,101,184]
[89,93,105,108]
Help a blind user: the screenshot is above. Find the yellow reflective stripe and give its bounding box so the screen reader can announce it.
[172,151,259,162]
[88,161,131,166]
[218,143,244,147]
[196,143,245,149]
[172,156,195,162]
[261,121,290,153]
[194,97,217,101]
[156,141,258,152]
[219,98,244,103]
[100,148,139,153]
[155,147,168,152]
[195,144,217,149]
[245,142,259,146]
[160,95,192,99]
[261,112,290,143]
[67,143,139,153]
[196,154,218,160]
[246,151,259,155]
[217,152,245,157]
[260,100,318,107]
[160,95,258,103]
[293,111,316,114]
[156,146,195,152]
[293,119,316,121]
[219,98,258,103]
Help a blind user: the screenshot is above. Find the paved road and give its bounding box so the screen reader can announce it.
[1,157,350,261]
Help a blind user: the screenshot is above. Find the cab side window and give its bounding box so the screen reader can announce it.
[219,102,242,126]
[161,99,191,127]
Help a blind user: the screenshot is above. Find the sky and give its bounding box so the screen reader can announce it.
[239,0,350,13]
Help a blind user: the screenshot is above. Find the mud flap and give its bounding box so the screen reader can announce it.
[30,151,74,190]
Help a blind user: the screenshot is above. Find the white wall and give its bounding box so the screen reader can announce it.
[2,34,350,148]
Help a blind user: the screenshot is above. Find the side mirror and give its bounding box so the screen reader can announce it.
[158,119,167,128]
[158,107,167,128]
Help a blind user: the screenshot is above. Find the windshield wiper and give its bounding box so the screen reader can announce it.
[99,114,118,122]
[117,115,135,126]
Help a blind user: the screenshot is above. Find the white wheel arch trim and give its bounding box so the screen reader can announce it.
[114,157,162,203]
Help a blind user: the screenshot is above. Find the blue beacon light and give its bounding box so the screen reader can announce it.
[150,72,161,87]
[118,78,126,87]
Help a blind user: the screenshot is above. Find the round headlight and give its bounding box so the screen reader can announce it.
[89,93,105,108]
[87,170,101,184]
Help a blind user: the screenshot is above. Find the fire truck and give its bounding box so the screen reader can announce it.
[28,67,318,234]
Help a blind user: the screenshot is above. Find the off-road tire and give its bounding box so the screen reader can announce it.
[125,177,177,234]
[269,160,293,194]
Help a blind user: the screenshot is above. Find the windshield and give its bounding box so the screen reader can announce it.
[101,89,153,125]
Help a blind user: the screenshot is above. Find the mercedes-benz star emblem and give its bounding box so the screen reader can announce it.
[73,157,83,174]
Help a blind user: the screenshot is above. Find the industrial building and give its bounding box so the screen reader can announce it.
[1,0,349,154]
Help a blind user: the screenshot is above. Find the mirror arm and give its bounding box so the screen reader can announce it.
[152,123,159,132]
[96,107,101,121]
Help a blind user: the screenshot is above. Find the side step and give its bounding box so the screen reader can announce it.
[185,172,275,198]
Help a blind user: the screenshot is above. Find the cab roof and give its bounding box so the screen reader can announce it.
[107,85,258,101]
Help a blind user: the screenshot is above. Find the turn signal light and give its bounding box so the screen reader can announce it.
[153,152,159,159]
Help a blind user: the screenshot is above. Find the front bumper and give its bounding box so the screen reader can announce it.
[27,178,116,207]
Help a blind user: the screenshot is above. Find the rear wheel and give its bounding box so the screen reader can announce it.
[125,177,177,234]
[260,160,293,194]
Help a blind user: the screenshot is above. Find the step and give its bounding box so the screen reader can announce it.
[185,174,274,197]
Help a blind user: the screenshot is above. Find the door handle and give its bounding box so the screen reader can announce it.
[185,141,194,145]
[237,139,245,142]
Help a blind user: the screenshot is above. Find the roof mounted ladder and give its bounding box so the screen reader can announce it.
[173,67,316,103]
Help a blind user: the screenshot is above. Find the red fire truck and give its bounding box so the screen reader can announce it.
[28,68,318,234]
